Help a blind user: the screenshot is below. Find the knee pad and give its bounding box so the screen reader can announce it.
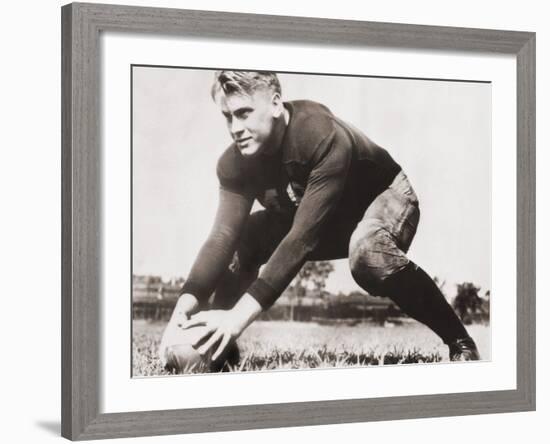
[349,223,409,294]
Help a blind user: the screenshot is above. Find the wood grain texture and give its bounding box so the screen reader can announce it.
[61,2,536,440]
[62,3,102,439]
[74,390,530,440]
[75,2,531,53]
[61,4,73,439]
[516,34,536,410]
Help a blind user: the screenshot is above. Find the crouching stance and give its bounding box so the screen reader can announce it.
[160,71,479,371]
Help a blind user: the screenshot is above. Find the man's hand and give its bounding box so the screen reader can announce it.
[181,293,262,361]
[158,294,200,366]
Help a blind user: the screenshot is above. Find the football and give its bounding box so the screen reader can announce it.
[164,343,210,373]
[161,324,213,373]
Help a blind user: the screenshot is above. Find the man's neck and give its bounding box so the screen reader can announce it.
[263,110,289,157]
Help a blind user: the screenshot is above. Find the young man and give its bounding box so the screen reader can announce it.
[159,71,480,370]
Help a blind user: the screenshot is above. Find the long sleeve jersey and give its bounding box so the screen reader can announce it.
[180,100,402,310]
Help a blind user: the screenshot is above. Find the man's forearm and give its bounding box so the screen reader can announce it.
[180,187,253,304]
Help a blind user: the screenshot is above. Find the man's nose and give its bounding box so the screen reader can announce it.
[230,118,244,136]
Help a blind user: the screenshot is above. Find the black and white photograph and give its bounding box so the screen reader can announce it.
[131,67,492,377]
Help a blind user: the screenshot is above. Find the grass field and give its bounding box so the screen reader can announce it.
[132,319,491,377]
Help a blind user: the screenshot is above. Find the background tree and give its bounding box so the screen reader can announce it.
[452,282,484,324]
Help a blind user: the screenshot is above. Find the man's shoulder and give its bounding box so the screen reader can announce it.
[216,144,244,184]
[287,100,335,136]
[216,144,261,195]
[285,100,338,160]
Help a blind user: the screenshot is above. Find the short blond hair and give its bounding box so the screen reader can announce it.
[211,71,282,101]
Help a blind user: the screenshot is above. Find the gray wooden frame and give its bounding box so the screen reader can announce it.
[61,2,536,440]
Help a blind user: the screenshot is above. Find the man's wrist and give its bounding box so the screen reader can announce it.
[176,293,200,314]
[231,293,263,330]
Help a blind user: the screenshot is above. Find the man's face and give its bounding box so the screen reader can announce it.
[216,88,281,157]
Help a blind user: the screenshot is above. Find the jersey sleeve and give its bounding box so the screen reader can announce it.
[246,125,352,309]
[215,145,255,196]
[179,186,254,305]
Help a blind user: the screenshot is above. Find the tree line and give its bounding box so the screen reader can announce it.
[132,261,490,325]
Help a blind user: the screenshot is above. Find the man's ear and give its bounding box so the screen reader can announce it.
[271,93,284,118]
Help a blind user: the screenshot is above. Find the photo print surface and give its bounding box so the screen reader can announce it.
[131,67,491,377]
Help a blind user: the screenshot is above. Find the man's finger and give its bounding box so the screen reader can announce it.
[190,311,210,321]
[197,331,221,356]
[178,318,206,329]
[190,324,217,347]
[181,311,206,324]
[212,335,231,362]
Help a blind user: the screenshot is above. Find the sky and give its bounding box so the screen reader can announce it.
[132,67,491,297]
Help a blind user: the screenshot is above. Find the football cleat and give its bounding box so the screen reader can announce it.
[448,336,481,361]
